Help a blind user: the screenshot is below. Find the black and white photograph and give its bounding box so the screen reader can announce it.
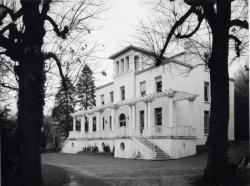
[0,0,249,185]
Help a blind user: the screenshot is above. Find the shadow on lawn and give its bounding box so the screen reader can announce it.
[42,164,108,186]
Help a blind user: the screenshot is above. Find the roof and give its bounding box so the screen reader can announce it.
[95,81,113,90]
[109,45,159,59]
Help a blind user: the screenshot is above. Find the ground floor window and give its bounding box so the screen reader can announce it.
[76,117,81,131]
[103,117,105,130]
[155,107,162,126]
[109,116,112,129]
[204,111,210,134]
[85,117,88,132]
[119,113,126,127]
[93,117,96,131]
[140,110,144,133]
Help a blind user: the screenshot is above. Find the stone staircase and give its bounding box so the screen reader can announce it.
[134,136,171,160]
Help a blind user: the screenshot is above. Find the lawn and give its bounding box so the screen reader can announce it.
[42,141,249,186]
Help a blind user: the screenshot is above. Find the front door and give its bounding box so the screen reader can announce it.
[139,110,144,134]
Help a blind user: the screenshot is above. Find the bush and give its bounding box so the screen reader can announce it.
[92,145,99,152]
[103,144,110,153]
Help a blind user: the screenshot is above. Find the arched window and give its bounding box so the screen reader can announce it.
[119,113,126,127]
[76,117,81,131]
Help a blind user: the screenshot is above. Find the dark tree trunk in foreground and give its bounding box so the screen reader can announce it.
[205,2,231,184]
[16,2,46,186]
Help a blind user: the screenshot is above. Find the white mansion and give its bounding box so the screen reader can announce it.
[61,45,235,160]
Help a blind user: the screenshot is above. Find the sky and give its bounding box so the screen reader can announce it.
[89,0,151,86]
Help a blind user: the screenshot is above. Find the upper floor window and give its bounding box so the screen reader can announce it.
[140,81,146,97]
[101,94,104,105]
[119,113,126,127]
[155,107,162,126]
[120,86,125,101]
[125,56,129,71]
[134,55,139,71]
[121,58,124,73]
[155,76,162,92]
[204,81,209,102]
[110,91,114,103]
[116,61,119,75]
[204,111,209,134]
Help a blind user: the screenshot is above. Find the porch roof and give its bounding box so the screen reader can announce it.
[71,89,198,117]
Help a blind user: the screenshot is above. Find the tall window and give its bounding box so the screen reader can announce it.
[204,111,209,134]
[93,117,96,131]
[140,81,146,97]
[204,81,209,102]
[85,117,88,132]
[155,76,162,92]
[140,110,144,133]
[121,58,124,73]
[110,91,114,103]
[101,94,104,105]
[119,113,126,127]
[102,117,105,130]
[76,117,81,131]
[120,86,125,101]
[125,56,129,71]
[116,61,119,75]
[134,55,139,71]
[109,116,112,129]
[155,108,162,126]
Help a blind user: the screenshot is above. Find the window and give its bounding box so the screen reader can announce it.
[204,81,209,102]
[155,76,162,92]
[85,117,88,132]
[93,117,96,131]
[134,55,139,71]
[109,116,112,129]
[76,117,81,131]
[140,81,146,97]
[121,58,124,73]
[101,94,104,105]
[140,111,144,133]
[116,61,119,75]
[204,111,209,134]
[125,56,129,71]
[102,117,105,130]
[119,113,126,127]
[120,86,125,101]
[155,108,162,126]
[110,92,114,103]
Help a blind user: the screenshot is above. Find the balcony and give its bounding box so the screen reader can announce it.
[116,127,130,137]
[98,130,114,138]
[151,125,195,137]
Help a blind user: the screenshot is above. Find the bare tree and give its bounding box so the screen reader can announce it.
[136,0,248,184]
[0,0,107,185]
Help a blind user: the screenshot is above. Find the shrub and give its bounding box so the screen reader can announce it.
[92,145,99,152]
[103,145,110,153]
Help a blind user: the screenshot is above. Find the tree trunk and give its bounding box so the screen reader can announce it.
[205,2,232,184]
[16,2,45,186]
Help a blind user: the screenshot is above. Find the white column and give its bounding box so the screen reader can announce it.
[132,105,136,136]
[81,116,85,132]
[144,102,148,135]
[89,114,93,133]
[111,109,116,131]
[96,111,101,137]
[128,105,132,136]
[147,101,152,136]
[73,117,76,131]
[188,98,194,126]
[168,97,174,127]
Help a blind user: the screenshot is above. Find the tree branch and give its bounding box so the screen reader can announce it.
[176,13,204,39]
[0,5,23,23]
[229,34,242,57]
[0,82,18,91]
[43,52,67,90]
[230,19,249,29]
[157,6,195,66]
[45,15,69,39]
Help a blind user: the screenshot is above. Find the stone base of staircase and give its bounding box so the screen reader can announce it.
[134,136,171,160]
